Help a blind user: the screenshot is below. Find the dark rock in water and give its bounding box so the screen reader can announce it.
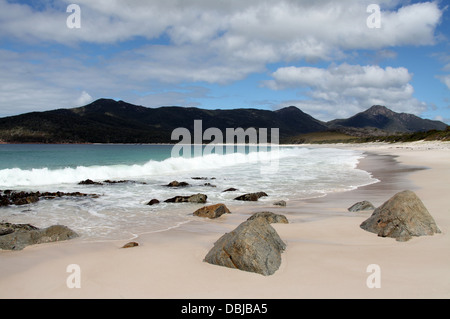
[360,190,441,242]
[234,192,268,201]
[247,212,289,224]
[40,191,99,199]
[0,190,99,207]
[348,200,375,212]
[122,241,139,248]
[103,180,128,184]
[103,180,147,185]
[0,222,79,250]
[14,195,39,206]
[1,223,39,231]
[1,195,11,207]
[1,191,40,206]
[222,188,238,192]
[166,181,190,187]
[147,199,160,206]
[273,200,287,207]
[164,193,207,204]
[103,180,127,184]
[203,183,216,187]
[193,203,231,219]
[0,223,38,236]
[79,179,103,185]
[204,212,287,276]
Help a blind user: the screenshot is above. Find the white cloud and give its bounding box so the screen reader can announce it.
[0,48,214,116]
[266,63,427,120]
[0,0,444,117]
[434,115,444,122]
[0,1,443,60]
[0,1,444,88]
[76,91,93,106]
[267,64,412,90]
[0,49,128,116]
[438,75,450,90]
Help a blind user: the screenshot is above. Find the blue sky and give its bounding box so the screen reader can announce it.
[0,0,449,123]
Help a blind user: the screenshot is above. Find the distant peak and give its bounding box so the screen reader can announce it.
[364,105,394,115]
[91,98,117,104]
[276,105,301,112]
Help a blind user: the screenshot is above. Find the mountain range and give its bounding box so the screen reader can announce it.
[0,99,447,144]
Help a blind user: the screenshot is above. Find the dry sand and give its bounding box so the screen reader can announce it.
[1,141,449,299]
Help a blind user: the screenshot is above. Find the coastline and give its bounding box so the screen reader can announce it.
[0,141,449,298]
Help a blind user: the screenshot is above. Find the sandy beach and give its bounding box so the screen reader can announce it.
[1,141,449,299]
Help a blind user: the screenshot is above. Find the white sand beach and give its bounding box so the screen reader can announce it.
[1,141,449,299]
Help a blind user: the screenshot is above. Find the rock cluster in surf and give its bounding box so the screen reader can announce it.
[0,190,98,207]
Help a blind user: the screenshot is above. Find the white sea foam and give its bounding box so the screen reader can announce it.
[0,146,379,240]
[0,147,301,187]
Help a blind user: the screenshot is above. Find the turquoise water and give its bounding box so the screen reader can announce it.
[0,144,274,170]
[0,144,378,241]
[0,144,173,170]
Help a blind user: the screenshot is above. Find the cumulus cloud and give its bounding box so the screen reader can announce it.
[0,0,444,116]
[266,64,412,90]
[75,91,93,106]
[266,63,427,120]
[0,49,130,115]
[0,0,443,61]
[0,48,213,116]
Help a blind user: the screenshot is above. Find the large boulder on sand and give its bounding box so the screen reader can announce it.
[0,223,79,250]
[193,203,231,219]
[204,212,287,276]
[360,190,441,242]
[247,211,289,224]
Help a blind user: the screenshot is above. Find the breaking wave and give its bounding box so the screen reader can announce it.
[0,147,304,187]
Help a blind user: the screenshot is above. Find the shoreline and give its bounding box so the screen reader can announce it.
[0,141,449,298]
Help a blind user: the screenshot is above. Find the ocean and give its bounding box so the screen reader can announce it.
[0,144,378,241]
